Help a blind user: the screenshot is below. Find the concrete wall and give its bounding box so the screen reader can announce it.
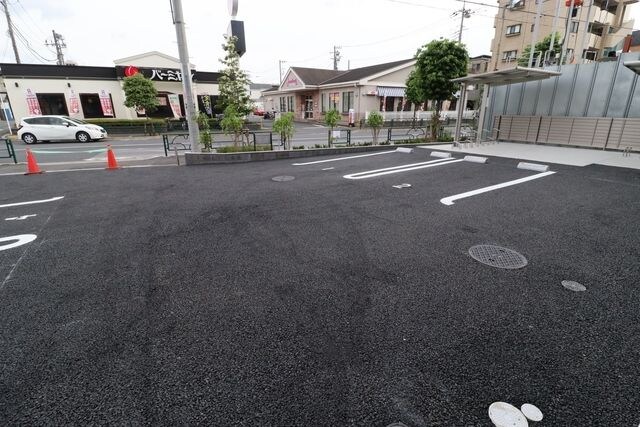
[483,52,640,138]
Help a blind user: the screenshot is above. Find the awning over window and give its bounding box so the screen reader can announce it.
[377,86,405,97]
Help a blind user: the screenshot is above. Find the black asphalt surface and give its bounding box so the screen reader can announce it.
[0,149,639,425]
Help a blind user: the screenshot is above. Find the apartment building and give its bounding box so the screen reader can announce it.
[490,0,637,71]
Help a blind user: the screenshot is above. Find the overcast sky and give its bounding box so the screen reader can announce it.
[2,0,640,84]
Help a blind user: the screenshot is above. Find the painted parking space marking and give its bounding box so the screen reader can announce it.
[344,158,463,180]
[321,167,335,170]
[5,214,37,221]
[0,196,64,209]
[440,171,555,206]
[292,150,397,166]
[0,234,37,252]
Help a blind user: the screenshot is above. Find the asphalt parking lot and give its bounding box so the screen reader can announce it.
[0,148,639,425]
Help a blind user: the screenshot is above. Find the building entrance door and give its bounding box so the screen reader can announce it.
[304,95,313,119]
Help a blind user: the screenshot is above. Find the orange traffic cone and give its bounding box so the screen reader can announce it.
[25,149,43,175]
[106,145,120,170]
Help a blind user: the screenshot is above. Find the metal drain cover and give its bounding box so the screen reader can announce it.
[272,175,295,182]
[562,280,586,292]
[469,245,528,269]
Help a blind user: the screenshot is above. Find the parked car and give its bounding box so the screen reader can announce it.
[18,116,108,144]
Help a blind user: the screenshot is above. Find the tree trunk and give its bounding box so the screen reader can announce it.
[431,100,441,140]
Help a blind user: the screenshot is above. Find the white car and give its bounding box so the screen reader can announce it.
[18,116,107,144]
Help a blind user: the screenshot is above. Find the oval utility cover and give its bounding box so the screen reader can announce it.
[488,402,527,427]
[272,175,295,182]
[562,280,586,292]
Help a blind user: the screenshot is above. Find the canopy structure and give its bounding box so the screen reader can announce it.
[624,60,640,75]
[451,66,562,142]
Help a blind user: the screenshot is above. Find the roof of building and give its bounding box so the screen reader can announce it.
[289,67,344,86]
[0,63,118,80]
[113,51,195,68]
[452,66,561,86]
[631,30,640,47]
[321,58,414,85]
[470,55,492,60]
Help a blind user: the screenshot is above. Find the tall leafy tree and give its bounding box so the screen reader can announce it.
[122,73,159,134]
[218,35,252,116]
[411,39,468,139]
[518,32,563,67]
[404,69,424,123]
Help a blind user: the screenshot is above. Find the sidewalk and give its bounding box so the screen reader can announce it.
[425,141,640,170]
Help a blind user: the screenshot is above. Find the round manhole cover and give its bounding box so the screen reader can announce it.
[468,245,528,269]
[272,175,295,182]
[562,280,586,292]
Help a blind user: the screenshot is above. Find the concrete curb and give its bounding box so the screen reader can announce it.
[185,144,442,165]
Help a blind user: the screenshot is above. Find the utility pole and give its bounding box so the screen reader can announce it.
[331,46,341,70]
[170,0,200,152]
[1,0,20,63]
[278,59,286,85]
[454,1,472,43]
[528,0,544,67]
[45,30,66,65]
[560,0,576,66]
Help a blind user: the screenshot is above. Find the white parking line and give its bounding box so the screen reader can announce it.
[440,171,556,206]
[292,150,397,166]
[0,196,64,208]
[344,158,462,180]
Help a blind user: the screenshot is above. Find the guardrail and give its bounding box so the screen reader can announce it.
[328,129,351,147]
[162,131,275,156]
[1,138,17,164]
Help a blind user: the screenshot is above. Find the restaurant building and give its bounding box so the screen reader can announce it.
[0,51,222,126]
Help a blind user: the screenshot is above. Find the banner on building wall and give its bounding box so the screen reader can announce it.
[167,94,182,118]
[26,89,41,116]
[99,90,114,116]
[68,89,80,116]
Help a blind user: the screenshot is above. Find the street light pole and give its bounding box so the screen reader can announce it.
[170,0,200,152]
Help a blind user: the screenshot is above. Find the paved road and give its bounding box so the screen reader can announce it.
[0,149,638,425]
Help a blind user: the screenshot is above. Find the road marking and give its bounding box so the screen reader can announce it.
[5,214,37,221]
[292,150,397,165]
[392,183,412,189]
[31,148,107,154]
[440,171,555,205]
[321,167,335,170]
[0,234,37,251]
[0,196,64,208]
[344,158,462,180]
[0,164,177,177]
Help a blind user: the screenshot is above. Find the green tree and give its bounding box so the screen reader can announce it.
[220,105,245,147]
[197,112,213,151]
[122,73,159,134]
[218,35,252,116]
[518,32,562,67]
[272,112,295,150]
[325,109,341,145]
[366,111,384,145]
[405,69,424,122]
[412,39,468,139]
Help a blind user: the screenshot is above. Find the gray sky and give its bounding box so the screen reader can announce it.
[2,0,639,84]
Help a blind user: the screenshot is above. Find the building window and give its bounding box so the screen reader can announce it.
[329,92,339,110]
[36,93,68,115]
[80,93,119,118]
[531,24,535,32]
[570,21,579,33]
[286,96,294,112]
[502,50,518,62]
[321,93,326,112]
[506,24,521,36]
[507,0,525,9]
[341,91,354,113]
[279,97,286,112]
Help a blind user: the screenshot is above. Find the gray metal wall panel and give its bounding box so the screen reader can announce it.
[586,61,617,117]
[547,117,572,144]
[491,116,500,139]
[592,118,612,148]
[506,83,523,114]
[626,77,640,118]
[492,86,507,117]
[569,66,595,117]
[520,82,539,115]
[569,118,597,146]
[535,77,557,115]
[551,67,575,116]
[606,61,635,118]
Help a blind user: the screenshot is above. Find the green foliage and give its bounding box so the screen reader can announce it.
[413,39,468,138]
[313,144,329,148]
[216,145,271,153]
[292,145,305,150]
[197,112,213,150]
[518,32,562,67]
[404,70,424,107]
[272,112,295,150]
[366,111,384,145]
[84,118,165,127]
[218,35,252,116]
[220,105,245,146]
[122,73,159,114]
[324,109,341,129]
